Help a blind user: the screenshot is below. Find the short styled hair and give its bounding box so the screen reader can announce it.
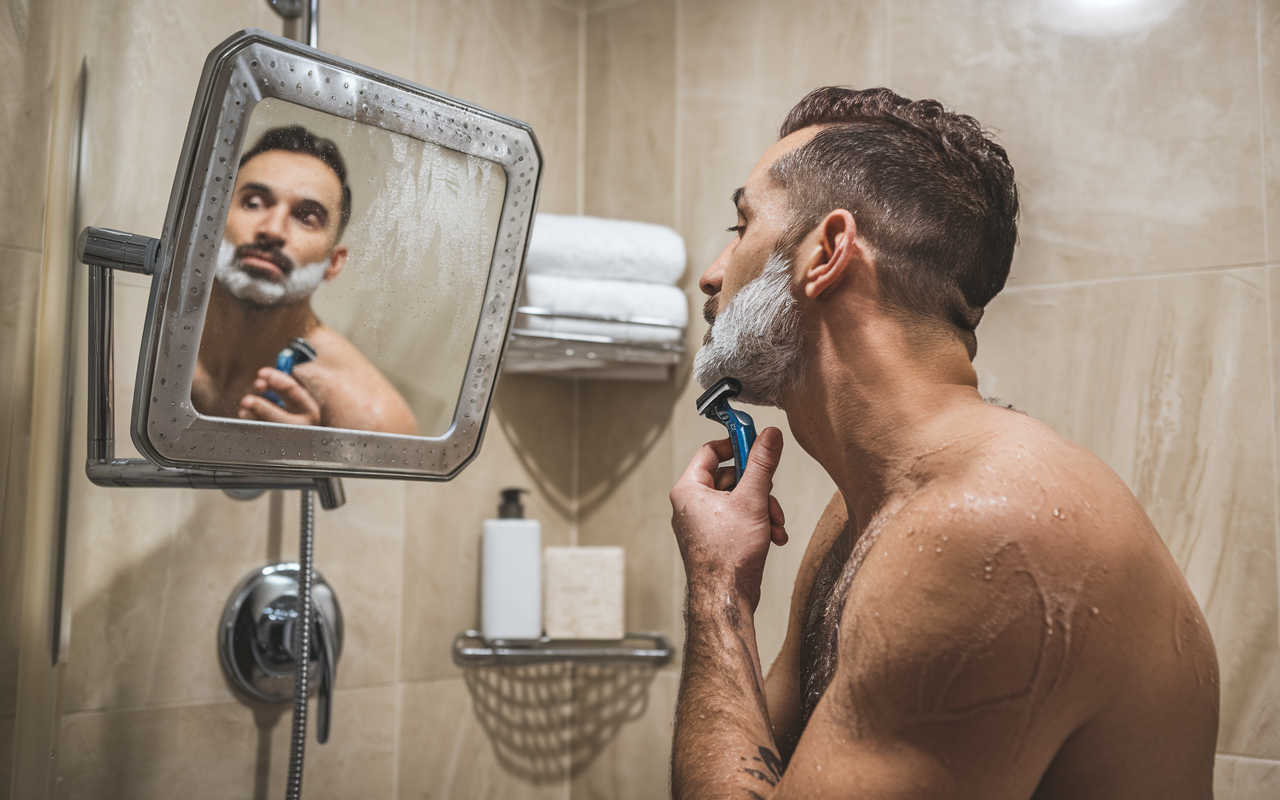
[239,124,354,239]
[772,87,1019,358]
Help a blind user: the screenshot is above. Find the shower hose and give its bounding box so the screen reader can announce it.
[286,488,315,800]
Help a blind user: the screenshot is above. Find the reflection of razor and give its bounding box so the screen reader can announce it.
[264,337,318,408]
[695,377,757,486]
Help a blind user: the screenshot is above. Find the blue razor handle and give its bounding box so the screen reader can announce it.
[264,337,318,408]
[695,377,757,485]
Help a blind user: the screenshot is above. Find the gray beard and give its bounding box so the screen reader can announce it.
[692,250,805,408]
[214,239,330,307]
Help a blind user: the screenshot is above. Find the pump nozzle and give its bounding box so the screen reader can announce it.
[498,488,528,519]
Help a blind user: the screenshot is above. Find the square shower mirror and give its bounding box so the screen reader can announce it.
[132,29,541,480]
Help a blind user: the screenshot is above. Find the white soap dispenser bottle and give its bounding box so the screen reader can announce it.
[481,488,542,643]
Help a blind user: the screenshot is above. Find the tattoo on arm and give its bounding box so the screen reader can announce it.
[741,745,785,788]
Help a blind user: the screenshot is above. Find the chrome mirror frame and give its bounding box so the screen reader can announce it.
[132,28,541,481]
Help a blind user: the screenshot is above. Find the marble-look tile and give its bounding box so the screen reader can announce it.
[0,247,42,721]
[891,0,1265,284]
[584,0,676,225]
[55,686,395,800]
[1214,754,1280,800]
[281,478,406,690]
[975,267,1279,759]
[77,0,278,240]
[678,0,892,276]
[264,685,397,799]
[323,0,416,80]
[63,474,403,712]
[398,676,571,799]
[400,375,576,682]
[569,668,675,800]
[0,0,53,252]
[0,716,13,800]
[412,0,582,215]
[577,380,680,638]
[1263,0,1279,263]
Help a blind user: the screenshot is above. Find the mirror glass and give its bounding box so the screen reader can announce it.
[193,98,506,438]
[133,30,541,480]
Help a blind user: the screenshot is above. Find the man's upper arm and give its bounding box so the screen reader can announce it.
[768,511,1084,799]
[764,490,847,761]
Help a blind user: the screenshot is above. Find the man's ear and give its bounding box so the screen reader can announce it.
[797,209,859,300]
[323,245,348,281]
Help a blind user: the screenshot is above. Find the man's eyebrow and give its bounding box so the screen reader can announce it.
[239,181,275,198]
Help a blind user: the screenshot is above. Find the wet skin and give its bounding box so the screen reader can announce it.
[669,130,1219,799]
[191,149,417,435]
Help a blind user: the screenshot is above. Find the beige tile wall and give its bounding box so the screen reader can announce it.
[0,0,57,794]
[9,0,1280,798]
[573,0,1280,798]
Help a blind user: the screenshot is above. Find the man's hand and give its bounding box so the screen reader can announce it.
[237,366,322,426]
[670,426,788,611]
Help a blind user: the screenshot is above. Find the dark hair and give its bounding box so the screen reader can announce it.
[239,124,353,239]
[773,87,1018,358]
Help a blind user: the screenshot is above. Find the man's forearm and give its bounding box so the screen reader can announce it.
[672,582,784,800]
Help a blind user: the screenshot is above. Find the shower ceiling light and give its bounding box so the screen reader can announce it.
[1037,0,1186,36]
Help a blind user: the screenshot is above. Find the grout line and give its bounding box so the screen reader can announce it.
[1215,751,1280,764]
[571,378,580,545]
[884,0,894,84]
[1259,0,1270,263]
[673,0,683,231]
[1001,260,1280,293]
[1266,267,1280,692]
[57,682,407,719]
[390,490,407,797]
[1259,0,1280,671]
[577,4,587,216]
[0,242,44,257]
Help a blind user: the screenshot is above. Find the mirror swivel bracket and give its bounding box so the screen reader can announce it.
[76,225,346,509]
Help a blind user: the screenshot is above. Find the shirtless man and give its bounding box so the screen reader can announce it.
[193,124,417,435]
[669,87,1218,799]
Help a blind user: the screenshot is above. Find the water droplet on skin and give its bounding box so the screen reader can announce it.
[936,547,942,553]
[1031,513,1036,521]
[918,545,923,552]
[984,574,993,581]
[1091,607,1100,615]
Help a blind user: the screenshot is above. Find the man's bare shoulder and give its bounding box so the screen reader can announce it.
[296,326,418,435]
[803,407,1217,798]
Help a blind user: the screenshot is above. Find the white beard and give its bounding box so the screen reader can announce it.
[693,250,805,408]
[214,239,330,307]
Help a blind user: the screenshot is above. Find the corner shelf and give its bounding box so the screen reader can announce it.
[451,630,674,666]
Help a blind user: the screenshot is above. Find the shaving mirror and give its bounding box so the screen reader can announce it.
[122,28,540,481]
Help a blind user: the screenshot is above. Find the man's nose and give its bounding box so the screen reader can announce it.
[255,205,289,244]
[699,239,733,297]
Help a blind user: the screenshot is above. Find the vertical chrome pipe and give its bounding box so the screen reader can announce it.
[86,264,113,465]
[286,489,315,800]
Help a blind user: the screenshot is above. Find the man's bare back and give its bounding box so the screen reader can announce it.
[763,401,1218,798]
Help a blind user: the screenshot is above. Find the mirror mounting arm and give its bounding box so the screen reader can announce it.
[77,226,346,510]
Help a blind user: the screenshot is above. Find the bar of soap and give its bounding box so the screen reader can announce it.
[543,546,625,640]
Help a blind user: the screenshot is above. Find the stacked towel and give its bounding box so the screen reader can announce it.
[518,275,687,344]
[525,214,686,285]
[509,214,689,380]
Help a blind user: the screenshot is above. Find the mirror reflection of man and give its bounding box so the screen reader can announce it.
[192,125,418,435]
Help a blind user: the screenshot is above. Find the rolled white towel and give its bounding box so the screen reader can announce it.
[517,274,688,344]
[526,213,687,285]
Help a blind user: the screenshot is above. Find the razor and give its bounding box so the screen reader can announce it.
[264,337,318,409]
[695,377,758,485]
